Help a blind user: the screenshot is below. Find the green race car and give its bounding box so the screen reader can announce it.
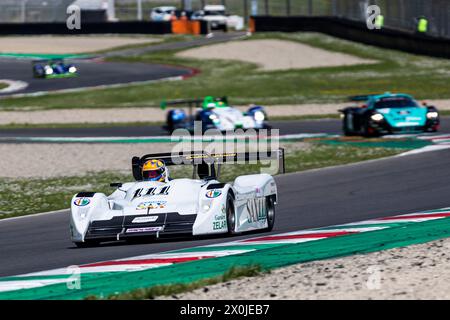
[32,59,78,79]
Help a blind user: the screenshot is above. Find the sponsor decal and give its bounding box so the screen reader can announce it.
[213,212,226,230]
[73,198,90,207]
[406,116,422,121]
[247,197,267,223]
[126,226,163,233]
[136,200,167,210]
[214,213,226,221]
[132,216,159,223]
[213,220,226,230]
[133,186,171,199]
[206,190,222,198]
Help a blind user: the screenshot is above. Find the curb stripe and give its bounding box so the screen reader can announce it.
[241,231,355,242]
[83,256,214,267]
[379,212,450,220]
[0,207,449,296]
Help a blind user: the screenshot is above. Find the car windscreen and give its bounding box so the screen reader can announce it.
[374,97,419,109]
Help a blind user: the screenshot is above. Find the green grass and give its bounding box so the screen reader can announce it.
[0,143,405,219]
[0,171,132,219]
[2,32,450,111]
[0,82,8,90]
[86,264,263,300]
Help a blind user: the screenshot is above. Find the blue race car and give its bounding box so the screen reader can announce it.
[32,59,78,79]
[161,96,269,133]
[339,92,439,136]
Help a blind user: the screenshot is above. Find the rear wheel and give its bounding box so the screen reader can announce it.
[226,192,236,235]
[265,196,276,232]
[343,113,354,136]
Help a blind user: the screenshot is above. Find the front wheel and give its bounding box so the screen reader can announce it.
[265,196,276,232]
[343,113,354,136]
[226,192,237,235]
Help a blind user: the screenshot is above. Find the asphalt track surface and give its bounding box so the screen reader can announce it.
[1,147,450,277]
[0,118,449,139]
[0,58,192,96]
[0,32,245,97]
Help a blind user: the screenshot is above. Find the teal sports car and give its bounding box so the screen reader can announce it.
[339,93,440,136]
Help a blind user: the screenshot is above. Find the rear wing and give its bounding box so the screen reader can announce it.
[160,96,229,115]
[348,92,398,102]
[348,94,375,102]
[339,94,378,112]
[32,58,64,65]
[132,148,285,180]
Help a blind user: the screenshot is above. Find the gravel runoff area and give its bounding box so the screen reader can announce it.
[1,100,450,125]
[165,237,450,300]
[0,36,160,54]
[0,142,306,179]
[176,39,377,71]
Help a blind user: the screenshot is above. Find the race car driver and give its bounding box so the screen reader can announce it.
[142,159,169,182]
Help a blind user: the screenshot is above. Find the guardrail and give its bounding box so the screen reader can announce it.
[0,21,172,35]
[251,16,450,59]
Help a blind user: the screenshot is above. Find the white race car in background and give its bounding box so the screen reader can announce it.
[191,5,244,31]
[70,150,284,247]
[150,6,177,21]
[162,96,270,133]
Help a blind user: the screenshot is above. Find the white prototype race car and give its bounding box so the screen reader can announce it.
[70,150,284,247]
[162,96,270,133]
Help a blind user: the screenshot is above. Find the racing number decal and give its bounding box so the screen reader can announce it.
[133,186,171,199]
[246,198,266,223]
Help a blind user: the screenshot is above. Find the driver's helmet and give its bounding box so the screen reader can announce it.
[142,159,168,182]
[53,62,65,74]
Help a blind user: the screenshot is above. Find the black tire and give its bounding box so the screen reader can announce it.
[166,115,175,134]
[342,112,354,136]
[265,196,276,232]
[74,240,99,248]
[226,192,236,235]
[361,119,381,138]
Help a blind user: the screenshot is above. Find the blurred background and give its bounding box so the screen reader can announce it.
[1,0,449,38]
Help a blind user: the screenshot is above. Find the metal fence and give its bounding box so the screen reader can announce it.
[0,0,73,23]
[114,0,450,37]
[1,0,449,38]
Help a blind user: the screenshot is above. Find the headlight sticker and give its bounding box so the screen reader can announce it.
[74,198,90,207]
[206,190,222,198]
